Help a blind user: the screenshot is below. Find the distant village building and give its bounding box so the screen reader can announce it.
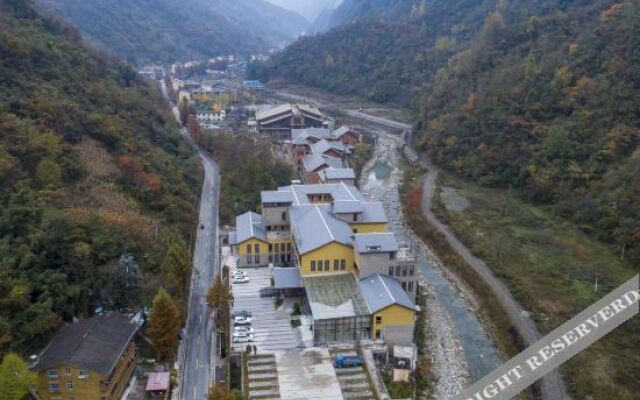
[243,80,265,90]
[289,126,362,183]
[32,313,138,400]
[256,104,324,141]
[196,110,226,123]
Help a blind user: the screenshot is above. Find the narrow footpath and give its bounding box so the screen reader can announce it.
[421,169,568,400]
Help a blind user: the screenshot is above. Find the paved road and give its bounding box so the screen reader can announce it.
[421,169,568,400]
[161,80,221,400]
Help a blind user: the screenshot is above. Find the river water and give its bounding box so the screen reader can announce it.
[361,133,502,394]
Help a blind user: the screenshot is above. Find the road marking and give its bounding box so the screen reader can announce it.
[193,387,197,399]
[196,356,199,369]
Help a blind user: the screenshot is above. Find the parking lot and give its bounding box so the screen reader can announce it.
[230,267,298,351]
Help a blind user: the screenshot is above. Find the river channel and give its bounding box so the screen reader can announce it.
[360,132,503,396]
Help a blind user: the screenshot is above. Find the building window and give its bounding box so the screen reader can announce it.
[334,259,340,270]
[246,244,252,254]
[268,243,273,252]
[255,244,259,254]
[340,260,346,270]
[64,367,71,376]
[402,265,408,276]
[388,266,394,276]
[390,252,396,260]
[246,255,252,264]
[353,213,358,222]
[67,381,74,390]
[268,255,273,263]
[287,243,292,251]
[324,260,330,271]
[409,265,414,276]
[282,211,287,221]
[353,229,358,234]
[48,383,60,393]
[255,255,260,264]
[395,266,401,276]
[375,329,381,340]
[78,370,89,379]
[280,243,285,252]
[375,315,382,324]
[408,281,414,292]
[401,281,407,290]
[311,261,316,271]
[47,370,59,380]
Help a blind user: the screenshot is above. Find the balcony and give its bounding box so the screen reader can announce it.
[396,246,416,262]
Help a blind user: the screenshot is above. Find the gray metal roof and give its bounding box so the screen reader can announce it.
[322,168,356,180]
[354,233,398,253]
[333,200,364,214]
[273,267,303,289]
[304,274,370,320]
[290,205,353,254]
[34,314,137,375]
[359,202,389,223]
[293,127,332,142]
[302,153,343,172]
[279,183,365,206]
[359,274,416,313]
[311,139,350,156]
[232,211,265,244]
[261,190,294,204]
[256,104,322,123]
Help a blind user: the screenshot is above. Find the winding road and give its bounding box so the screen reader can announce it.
[161,80,221,400]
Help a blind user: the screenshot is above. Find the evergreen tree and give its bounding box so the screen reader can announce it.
[0,353,37,400]
[162,236,192,298]
[147,289,181,360]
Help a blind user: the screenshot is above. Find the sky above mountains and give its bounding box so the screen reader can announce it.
[266,0,342,22]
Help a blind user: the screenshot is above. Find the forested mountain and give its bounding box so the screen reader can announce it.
[36,0,308,65]
[309,0,424,32]
[0,0,200,352]
[262,0,639,265]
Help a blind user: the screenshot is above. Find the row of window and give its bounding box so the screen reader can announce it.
[402,281,415,292]
[48,380,76,393]
[47,369,89,380]
[388,264,415,278]
[310,259,346,272]
[268,242,291,252]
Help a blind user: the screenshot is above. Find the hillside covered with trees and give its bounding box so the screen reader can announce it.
[0,0,201,354]
[261,0,639,265]
[36,0,308,65]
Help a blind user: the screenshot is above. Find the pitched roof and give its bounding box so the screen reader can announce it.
[332,126,359,138]
[34,313,137,375]
[311,139,351,156]
[321,168,356,181]
[292,127,332,142]
[333,200,364,214]
[359,202,389,224]
[273,267,303,289]
[278,183,365,206]
[359,274,416,313]
[261,190,295,204]
[232,211,265,244]
[302,153,343,172]
[290,205,353,254]
[354,233,398,253]
[256,104,323,123]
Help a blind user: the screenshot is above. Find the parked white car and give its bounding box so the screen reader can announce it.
[234,316,252,325]
[232,276,249,284]
[233,332,254,343]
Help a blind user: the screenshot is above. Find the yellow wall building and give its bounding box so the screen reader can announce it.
[33,314,138,400]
